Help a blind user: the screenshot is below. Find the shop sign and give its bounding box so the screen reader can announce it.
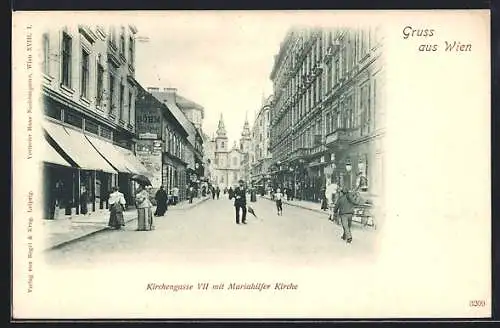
[136,107,162,137]
[135,140,162,188]
[139,133,158,140]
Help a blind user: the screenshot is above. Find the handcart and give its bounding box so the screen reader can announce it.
[352,203,376,230]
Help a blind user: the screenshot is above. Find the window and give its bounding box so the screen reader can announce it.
[100,127,112,140]
[221,141,225,149]
[129,37,135,67]
[61,32,72,87]
[64,111,83,129]
[119,28,125,55]
[109,27,117,46]
[42,33,50,75]
[334,58,340,84]
[360,84,370,135]
[233,157,237,166]
[128,91,133,124]
[80,49,89,98]
[119,83,125,120]
[84,119,99,134]
[96,62,104,107]
[109,74,115,115]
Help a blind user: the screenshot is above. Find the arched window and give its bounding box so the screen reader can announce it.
[221,141,225,149]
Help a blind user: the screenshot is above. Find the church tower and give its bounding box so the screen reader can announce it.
[239,112,252,153]
[215,113,228,152]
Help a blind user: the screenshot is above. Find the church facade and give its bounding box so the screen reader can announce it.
[207,114,252,189]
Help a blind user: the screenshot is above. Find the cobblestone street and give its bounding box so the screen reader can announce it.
[44,195,378,268]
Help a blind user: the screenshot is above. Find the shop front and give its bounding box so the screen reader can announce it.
[42,120,118,219]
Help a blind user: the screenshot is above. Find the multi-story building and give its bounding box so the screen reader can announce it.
[135,86,189,201]
[250,96,273,188]
[269,26,385,204]
[174,93,205,130]
[147,88,205,195]
[41,24,149,220]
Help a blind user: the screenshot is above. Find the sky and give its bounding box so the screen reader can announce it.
[131,13,297,143]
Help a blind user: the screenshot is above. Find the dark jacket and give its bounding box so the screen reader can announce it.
[233,187,247,206]
[334,192,364,215]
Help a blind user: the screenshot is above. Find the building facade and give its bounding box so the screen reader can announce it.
[135,86,190,201]
[269,26,385,203]
[250,95,273,187]
[41,24,149,220]
[209,114,251,189]
[147,88,205,195]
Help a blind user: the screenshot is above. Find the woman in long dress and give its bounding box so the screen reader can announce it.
[135,185,154,231]
[108,186,126,229]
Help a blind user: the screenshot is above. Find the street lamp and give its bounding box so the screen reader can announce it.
[345,159,352,189]
[345,160,352,172]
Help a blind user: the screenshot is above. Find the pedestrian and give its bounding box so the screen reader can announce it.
[334,188,365,243]
[212,186,216,200]
[326,178,339,222]
[135,185,154,231]
[216,186,220,199]
[274,187,284,215]
[321,185,328,211]
[172,186,179,205]
[154,185,168,216]
[188,186,194,203]
[233,179,247,224]
[80,185,89,215]
[108,186,126,229]
[228,186,234,200]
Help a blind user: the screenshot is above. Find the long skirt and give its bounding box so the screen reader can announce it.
[137,207,154,231]
[155,202,167,216]
[108,205,125,229]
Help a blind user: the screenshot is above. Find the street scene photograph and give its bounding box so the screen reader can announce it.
[39,14,385,268]
[13,10,492,319]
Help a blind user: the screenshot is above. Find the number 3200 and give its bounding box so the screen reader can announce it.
[469,300,486,307]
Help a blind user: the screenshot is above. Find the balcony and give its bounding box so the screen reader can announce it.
[289,147,309,161]
[325,128,355,148]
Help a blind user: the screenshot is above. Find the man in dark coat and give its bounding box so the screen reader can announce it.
[334,188,365,243]
[233,180,247,224]
[154,185,168,216]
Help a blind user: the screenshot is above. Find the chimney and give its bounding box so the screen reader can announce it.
[163,88,176,102]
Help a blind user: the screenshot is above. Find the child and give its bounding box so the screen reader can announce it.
[275,188,283,216]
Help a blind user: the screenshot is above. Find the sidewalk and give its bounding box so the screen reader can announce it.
[260,195,377,228]
[43,196,210,251]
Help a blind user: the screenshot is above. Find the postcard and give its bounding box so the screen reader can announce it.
[12,10,490,319]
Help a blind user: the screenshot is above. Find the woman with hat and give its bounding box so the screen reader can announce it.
[135,185,154,231]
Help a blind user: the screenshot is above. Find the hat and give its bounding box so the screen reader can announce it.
[238,179,244,184]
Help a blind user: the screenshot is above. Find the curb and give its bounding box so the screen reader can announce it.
[260,196,327,216]
[259,196,375,228]
[46,199,210,251]
[45,216,137,251]
[168,197,210,211]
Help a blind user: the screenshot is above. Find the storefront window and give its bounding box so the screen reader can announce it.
[84,119,99,135]
[64,111,83,129]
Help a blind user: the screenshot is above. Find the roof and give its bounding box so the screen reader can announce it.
[149,91,197,147]
[175,94,204,115]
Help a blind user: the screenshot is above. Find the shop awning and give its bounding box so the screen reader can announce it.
[43,138,72,167]
[114,146,151,176]
[42,120,117,173]
[85,134,134,173]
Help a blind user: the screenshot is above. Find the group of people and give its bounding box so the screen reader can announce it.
[210,185,221,200]
[107,184,175,232]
